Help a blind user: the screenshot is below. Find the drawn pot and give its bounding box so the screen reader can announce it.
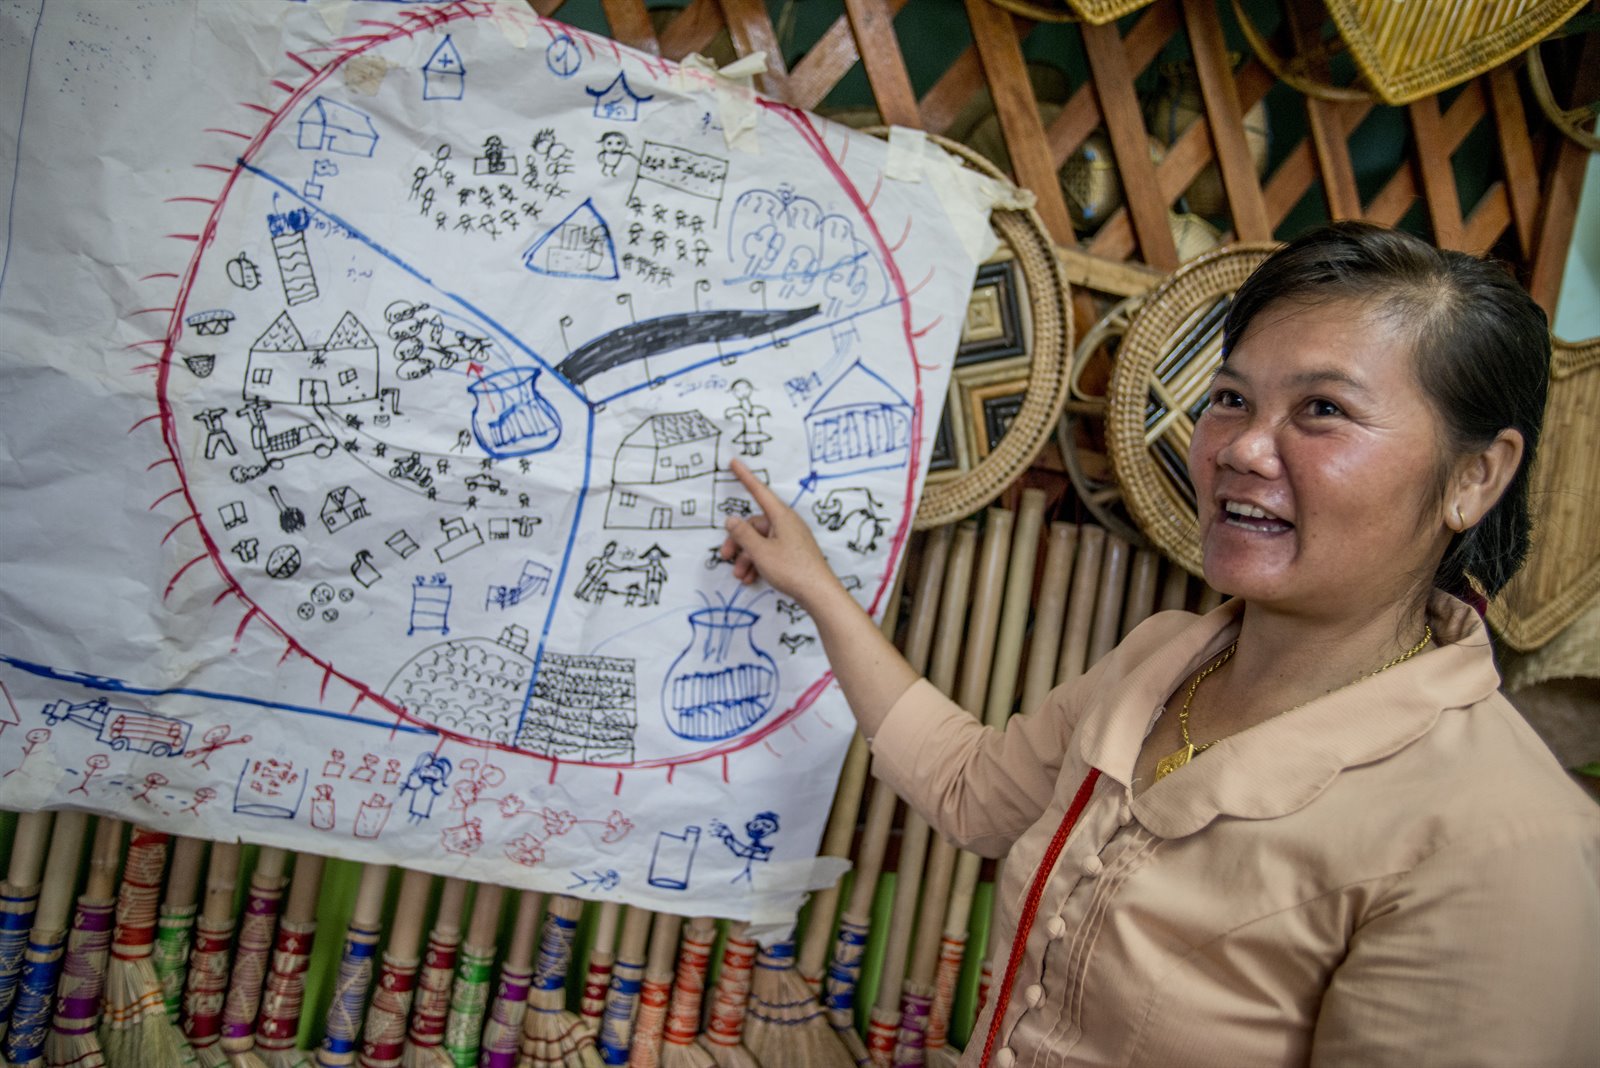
[467,367,561,457]
[662,607,777,741]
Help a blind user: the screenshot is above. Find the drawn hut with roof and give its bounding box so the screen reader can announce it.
[606,411,720,529]
[245,311,379,407]
[804,360,912,477]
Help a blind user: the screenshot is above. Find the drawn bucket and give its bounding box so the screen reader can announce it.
[661,607,777,741]
[468,367,561,458]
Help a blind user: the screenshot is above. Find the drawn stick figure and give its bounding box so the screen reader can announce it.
[3,728,50,778]
[710,812,779,885]
[133,772,168,805]
[178,787,216,817]
[188,724,252,770]
[194,408,236,459]
[70,754,110,795]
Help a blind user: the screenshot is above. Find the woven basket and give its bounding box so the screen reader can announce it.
[1323,0,1589,105]
[983,0,1158,25]
[912,136,1073,529]
[1489,335,1600,651]
[1104,243,1276,577]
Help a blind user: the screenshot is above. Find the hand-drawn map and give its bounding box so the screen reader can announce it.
[0,0,991,932]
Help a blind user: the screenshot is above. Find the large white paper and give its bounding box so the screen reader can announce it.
[0,0,985,933]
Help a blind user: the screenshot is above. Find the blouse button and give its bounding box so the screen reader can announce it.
[1045,915,1067,940]
[1119,801,1133,824]
[996,1049,1017,1068]
[1024,983,1044,1007]
[1080,855,1104,877]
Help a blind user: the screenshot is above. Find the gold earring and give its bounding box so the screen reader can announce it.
[1454,505,1465,530]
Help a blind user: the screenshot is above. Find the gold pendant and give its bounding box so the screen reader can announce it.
[1154,743,1194,782]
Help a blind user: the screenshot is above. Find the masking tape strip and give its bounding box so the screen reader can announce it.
[886,126,927,182]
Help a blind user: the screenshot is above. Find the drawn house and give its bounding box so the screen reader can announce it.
[244,311,380,407]
[296,96,379,157]
[422,36,465,100]
[606,411,719,529]
[805,361,913,478]
[587,72,652,122]
[320,485,368,533]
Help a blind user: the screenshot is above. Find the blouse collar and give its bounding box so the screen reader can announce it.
[1074,591,1502,839]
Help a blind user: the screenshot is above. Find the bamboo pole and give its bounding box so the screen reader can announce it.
[185,839,242,1068]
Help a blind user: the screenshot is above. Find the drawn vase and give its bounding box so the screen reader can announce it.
[661,607,777,741]
[468,367,561,457]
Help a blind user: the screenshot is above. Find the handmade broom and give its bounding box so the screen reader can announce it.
[865,522,978,1068]
[518,893,600,1068]
[44,816,123,1068]
[221,846,290,1068]
[623,912,678,1068]
[253,852,325,1068]
[184,840,242,1068]
[100,825,186,1068]
[974,520,1080,1020]
[596,907,649,1066]
[401,876,467,1068]
[314,862,390,1068]
[820,526,952,1057]
[897,511,1012,1065]
[657,916,715,1068]
[1,810,86,1068]
[795,564,907,1002]
[440,883,501,1068]
[0,811,52,1044]
[478,890,541,1068]
[743,940,852,1068]
[1055,524,1106,685]
[356,868,432,1068]
[575,903,620,1038]
[694,921,755,1068]
[924,491,1046,1066]
[152,838,205,1029]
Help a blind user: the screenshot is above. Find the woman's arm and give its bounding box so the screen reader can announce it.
[719,459,918,739]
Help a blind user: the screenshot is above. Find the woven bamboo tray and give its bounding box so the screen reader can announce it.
[913,136,1073,529]
[1104,243,1276,577]
[984,0,1159,25]
[1489,334,1600,651]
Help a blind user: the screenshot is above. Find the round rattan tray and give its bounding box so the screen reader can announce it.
[1105,243,1276,577]
[912,136,1073,529]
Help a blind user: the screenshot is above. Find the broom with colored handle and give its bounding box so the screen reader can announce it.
[596,908,649,1066]
[517,893,599,1068]
[357,868,432,1068]
[974,520,1080,1019]
[624,914,679,1068]
[865,522,977,1068]
[184,840,242,1068]
[796,563,908,1000]
[478,890,541,1068]
[575,904,619,1038]
[1054,524,1106,685]
[694,922,755,1068]
[101,825,186,1068]
[221,847,290,1068]
[253,852,325,1068]
[0,811,53,1043]
[1,811,87,1068]
[925,491,1046,1065]
[44,816,123,1068]
[152,838,204,1028]
[658,917,715,1068]
[898,511,1012,1066]
[403,877,467,1068]
[314,863,389,1068]
[822,526,952,1054]
[441,884,501,1068]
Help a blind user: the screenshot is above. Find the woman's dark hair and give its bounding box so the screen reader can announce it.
[1221,221,1549,599]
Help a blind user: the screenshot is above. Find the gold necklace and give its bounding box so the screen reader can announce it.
[1152,625,1434,783]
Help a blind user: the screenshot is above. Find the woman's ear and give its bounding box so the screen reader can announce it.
[1447,428,1524,531]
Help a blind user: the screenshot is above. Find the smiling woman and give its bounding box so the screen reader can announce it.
[720,223,1600,1067]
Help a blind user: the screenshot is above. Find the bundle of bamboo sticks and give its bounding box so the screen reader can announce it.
[0,512,1212,1066]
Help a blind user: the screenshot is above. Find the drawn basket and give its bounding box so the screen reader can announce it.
[913,135,1073,529]
[1104,243,1277,577]
[1489,335,1600,651]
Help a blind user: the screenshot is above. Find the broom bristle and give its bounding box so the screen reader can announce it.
[742,945,853,1068]
[694,1039,757,1068]
[891,984,931,1066]
[44,1028,105,1068]
[399,1046,453,1068]
[100,961,185,1068]
[924,1047,960,1068]
[477,963,530,1068]
[519,989,601,1068]
[227,1050,270,1068]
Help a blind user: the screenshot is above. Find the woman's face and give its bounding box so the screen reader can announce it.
[1188,298,1452,619]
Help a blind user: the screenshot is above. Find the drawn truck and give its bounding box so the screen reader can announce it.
[42,698,191,757]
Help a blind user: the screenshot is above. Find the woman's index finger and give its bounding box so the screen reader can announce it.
[729,458,782,513]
